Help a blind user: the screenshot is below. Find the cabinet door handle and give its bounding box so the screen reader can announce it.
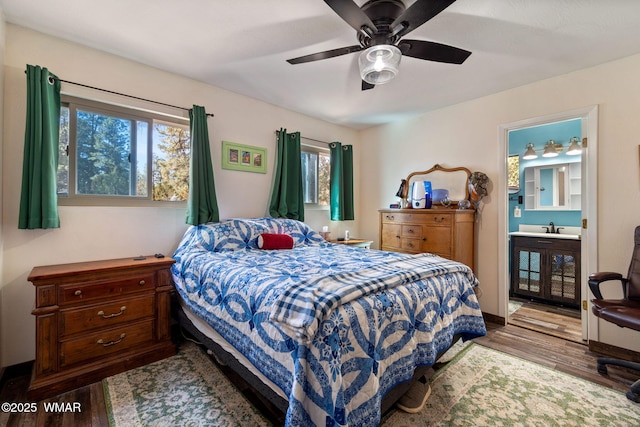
[74,290,82,296]
[139,280,146,286]
[422,237,427,241]
[97,306,127,319]
[97,333,126,347]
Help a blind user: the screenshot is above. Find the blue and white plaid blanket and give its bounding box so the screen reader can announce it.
[271,253,478,343]
[172,218,486,427]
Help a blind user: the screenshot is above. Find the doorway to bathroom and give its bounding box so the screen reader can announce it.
[498,106,598,343]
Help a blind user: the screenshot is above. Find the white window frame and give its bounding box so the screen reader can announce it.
[58,95,190,207]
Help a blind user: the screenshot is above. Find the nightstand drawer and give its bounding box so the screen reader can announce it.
[60,294,155,336]
[59,274,154,305]
[60,319,154,367]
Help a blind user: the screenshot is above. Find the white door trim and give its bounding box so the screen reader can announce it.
[497,105,598,340]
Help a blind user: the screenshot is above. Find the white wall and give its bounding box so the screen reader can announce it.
[0,8,5,369]
[359,53,640,352]
[0,25,360,367]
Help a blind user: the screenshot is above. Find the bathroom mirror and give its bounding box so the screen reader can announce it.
[524,162,580,210]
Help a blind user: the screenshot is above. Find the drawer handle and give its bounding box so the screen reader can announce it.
[74,290,82,296]
[434,217,445,223]
[139,280,146,286]
[386,215,395,220]
[97,333,126,347]
[97,306,127,319]
[407,229,414,233]
[407,242,414,248]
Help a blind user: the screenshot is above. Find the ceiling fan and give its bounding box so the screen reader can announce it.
[287,0,471,90]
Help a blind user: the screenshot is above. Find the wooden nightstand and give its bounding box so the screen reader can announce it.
[330,239,373,249]
[27,256,177,400]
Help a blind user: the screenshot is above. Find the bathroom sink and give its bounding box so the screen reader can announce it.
[509,224,581,240]
[508,231,580,240]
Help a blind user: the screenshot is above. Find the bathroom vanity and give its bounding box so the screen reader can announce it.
[510,227,581,307]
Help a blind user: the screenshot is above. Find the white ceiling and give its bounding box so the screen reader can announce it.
[3,0,640,129]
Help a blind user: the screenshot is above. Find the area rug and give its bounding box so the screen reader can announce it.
[103,341,270,426]
[381,344,640,427]
[104,341,640,427]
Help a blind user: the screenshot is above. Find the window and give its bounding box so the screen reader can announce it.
[301,145,330,208]
[58,96,190,205]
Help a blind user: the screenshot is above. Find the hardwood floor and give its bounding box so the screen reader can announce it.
[1,320,638,427]
[508,297,583,343]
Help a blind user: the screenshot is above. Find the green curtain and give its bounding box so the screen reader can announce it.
[18,65,61,229]
[269,129,304,221]
[330,142,354,221]
[186,105,219,225]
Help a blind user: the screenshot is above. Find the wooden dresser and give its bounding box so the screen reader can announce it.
[27,256,176,400]
[379,207,476,271]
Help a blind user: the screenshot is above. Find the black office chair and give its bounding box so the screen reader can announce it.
[589,225,640,403]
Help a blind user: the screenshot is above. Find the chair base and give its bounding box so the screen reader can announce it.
[597,357,640,403]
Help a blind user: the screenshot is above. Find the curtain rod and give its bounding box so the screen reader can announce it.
[275,130,330,146]
[26,70,214,117]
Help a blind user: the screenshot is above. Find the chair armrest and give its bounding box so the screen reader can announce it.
[588,271,626,300]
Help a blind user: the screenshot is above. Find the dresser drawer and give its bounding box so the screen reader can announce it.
[60,294,155,337]
[400,238,422,253]
[59,274,155,306]
[60,319,154,368]
[419,213,451,226]
[401,224,422,237]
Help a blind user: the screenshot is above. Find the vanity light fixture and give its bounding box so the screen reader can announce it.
[522,142,538,160]
[566,136,582,155]
[542,139,560,157]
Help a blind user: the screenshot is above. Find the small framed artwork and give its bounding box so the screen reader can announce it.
[221,140,267,174]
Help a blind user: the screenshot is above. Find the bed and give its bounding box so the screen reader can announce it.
[171,217,486,426]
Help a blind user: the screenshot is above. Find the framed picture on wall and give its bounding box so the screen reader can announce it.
[221,140,267,174]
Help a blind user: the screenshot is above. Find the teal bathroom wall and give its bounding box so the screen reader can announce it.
[508,119,582,232]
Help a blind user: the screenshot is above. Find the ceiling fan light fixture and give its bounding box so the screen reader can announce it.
[359,44,401,85]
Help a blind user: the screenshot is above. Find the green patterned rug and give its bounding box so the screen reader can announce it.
[103,341,270,426]
[104,341,640,426]
[382,344,640,427]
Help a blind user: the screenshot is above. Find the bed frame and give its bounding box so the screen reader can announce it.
[174,300,460,420]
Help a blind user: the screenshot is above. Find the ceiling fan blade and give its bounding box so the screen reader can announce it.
[287,45,363,64]
[391,0,457,38]
[324,0,377,34]
[362,80,375,91]
[399,39,471,64]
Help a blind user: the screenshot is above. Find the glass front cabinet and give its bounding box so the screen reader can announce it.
[510,235,581,307]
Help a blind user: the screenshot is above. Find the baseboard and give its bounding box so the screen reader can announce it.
[589,340,640,363]
[482,311,505,326]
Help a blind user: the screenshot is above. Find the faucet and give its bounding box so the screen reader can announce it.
[542,222,556,234]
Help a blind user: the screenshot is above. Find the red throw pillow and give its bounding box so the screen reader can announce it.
[257,233,294,250]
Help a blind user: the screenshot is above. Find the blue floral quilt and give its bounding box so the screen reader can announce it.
[172,218,486,427]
